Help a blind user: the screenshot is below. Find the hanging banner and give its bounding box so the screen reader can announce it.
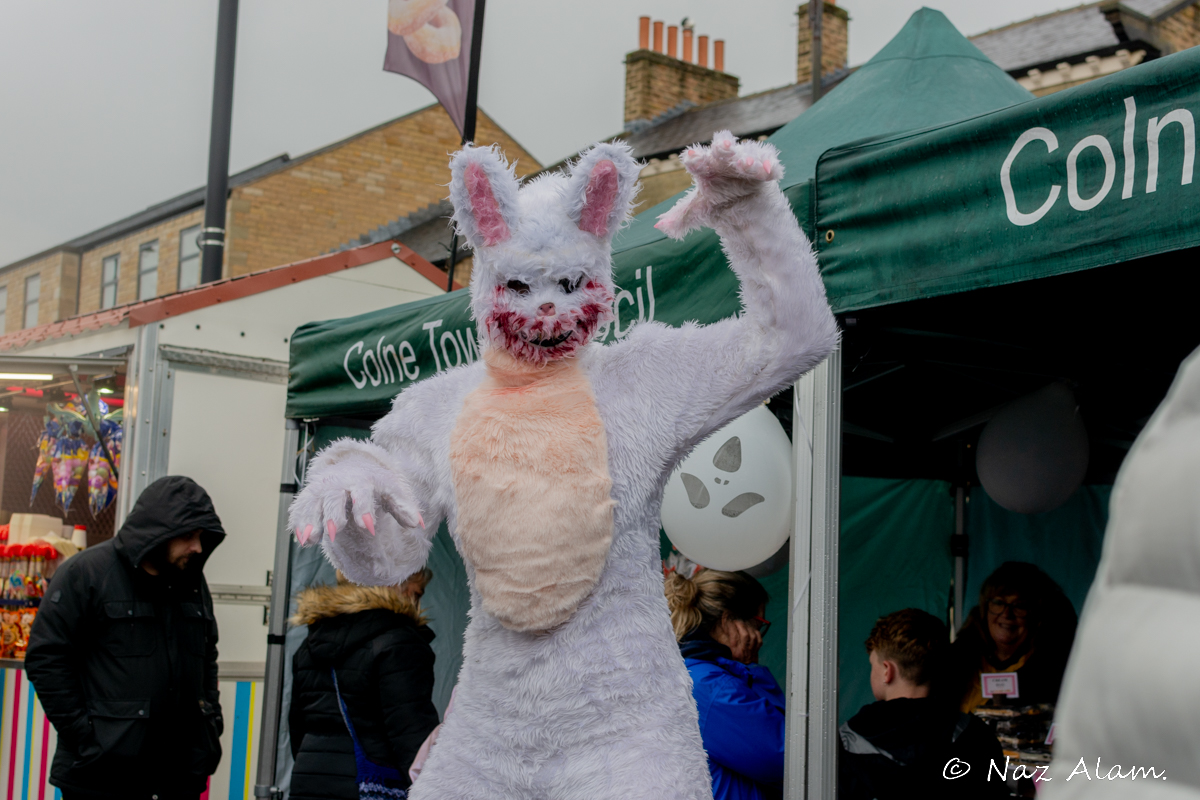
[384,0,477,136]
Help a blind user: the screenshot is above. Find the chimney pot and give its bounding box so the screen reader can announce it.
[653,20,663,53]
[682,28,693,63]
[698,35,709,67]
[714,39,724,72]
[639,17,650,50]
[667,25,678,58]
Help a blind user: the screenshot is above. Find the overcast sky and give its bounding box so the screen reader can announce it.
[0,0,1074,266]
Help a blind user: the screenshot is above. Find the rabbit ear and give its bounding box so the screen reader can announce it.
[449,144,520,248]
[566,142,641,239]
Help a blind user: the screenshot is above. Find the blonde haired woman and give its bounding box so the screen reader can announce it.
[665,568,784,800]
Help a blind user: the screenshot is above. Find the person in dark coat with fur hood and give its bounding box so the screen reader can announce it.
[288,568,440,799]
[26,476,226,800]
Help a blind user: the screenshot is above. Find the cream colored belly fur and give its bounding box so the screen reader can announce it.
[448,348,615,632]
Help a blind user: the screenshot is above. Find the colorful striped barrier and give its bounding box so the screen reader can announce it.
[0,666,263,800]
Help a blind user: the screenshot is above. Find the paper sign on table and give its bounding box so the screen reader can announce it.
[981,672,1019,698]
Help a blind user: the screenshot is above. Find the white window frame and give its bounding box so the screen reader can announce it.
[138,240,159,301]
[101,254,120,309]
[177,225,201,291]
[23,274,40,328]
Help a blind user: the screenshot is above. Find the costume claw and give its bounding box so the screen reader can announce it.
[418,513,426,530]
[362,513,375,536]
[326,519,337,542]
[298,524,313,545]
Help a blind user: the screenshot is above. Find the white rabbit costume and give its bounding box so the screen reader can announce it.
[289,131,838,799]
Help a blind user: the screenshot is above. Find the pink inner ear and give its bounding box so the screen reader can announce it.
[578,160,619,236]
[466,162,511,246]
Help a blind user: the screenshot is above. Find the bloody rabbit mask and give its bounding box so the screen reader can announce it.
[448,142,641,365]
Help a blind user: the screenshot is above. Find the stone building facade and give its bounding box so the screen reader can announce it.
[971,1,1200,97]
[1,105,539,333]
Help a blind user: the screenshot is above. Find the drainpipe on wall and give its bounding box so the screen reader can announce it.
[809,0,824,103]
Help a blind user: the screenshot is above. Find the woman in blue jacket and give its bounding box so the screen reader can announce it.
[666,568,785,800]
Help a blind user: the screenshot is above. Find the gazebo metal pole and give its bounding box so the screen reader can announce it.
[254,419,300,799]
[785,350,842,799]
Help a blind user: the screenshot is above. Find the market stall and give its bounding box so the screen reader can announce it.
[0,241,450,799]
[275,12,1199,800]
[274,10,1047,797]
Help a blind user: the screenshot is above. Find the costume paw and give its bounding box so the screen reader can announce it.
[288,438,430,584]
[655,131,784,239]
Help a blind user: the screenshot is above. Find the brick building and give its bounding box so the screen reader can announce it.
[0,105,539,334]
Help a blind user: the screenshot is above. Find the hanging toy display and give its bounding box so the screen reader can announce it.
[51,419,90,513]
[30,417,62,505]
[87,417,122,515]
[30,393,123,515]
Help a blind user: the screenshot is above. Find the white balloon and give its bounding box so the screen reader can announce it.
[977,382,1089,515]
[662,404,794,571]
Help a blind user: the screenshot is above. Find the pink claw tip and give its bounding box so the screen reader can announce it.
[417,514,426,530]
[326,519,337,542]
[653,220,665,230]
[298,524,313,545]
[362,513,375,536]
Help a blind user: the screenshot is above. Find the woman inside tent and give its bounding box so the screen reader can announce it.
[950,561,1077,713]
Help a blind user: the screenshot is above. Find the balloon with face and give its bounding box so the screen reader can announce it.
[662,404,793,571]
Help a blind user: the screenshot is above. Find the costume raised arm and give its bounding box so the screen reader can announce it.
[286,384,445,585]
[605,130,837,466]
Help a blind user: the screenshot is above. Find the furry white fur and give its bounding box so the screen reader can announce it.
[288,133,838,799]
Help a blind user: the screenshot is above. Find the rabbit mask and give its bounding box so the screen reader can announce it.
[449,142,641,365]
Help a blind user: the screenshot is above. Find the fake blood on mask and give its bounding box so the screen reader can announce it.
[486,285,614,365]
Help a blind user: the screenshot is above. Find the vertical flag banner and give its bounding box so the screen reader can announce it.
[384,0,479,137]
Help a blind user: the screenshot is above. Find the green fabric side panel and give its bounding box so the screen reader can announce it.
[287,291,476,420]
[964,485,1111,619]
[838,476,954,725]
[757,567,791,688]
[814,47,1200,314]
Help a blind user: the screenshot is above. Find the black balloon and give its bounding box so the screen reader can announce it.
[976,383,1089,514]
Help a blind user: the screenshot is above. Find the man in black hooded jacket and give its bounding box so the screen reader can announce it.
[26,476,227,800]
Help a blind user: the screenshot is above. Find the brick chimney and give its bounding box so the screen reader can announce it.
[625,17,739,129]
[797,2,849,84]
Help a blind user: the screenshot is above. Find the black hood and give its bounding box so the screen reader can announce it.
[114,476,226,569]
[841,698,955,766]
